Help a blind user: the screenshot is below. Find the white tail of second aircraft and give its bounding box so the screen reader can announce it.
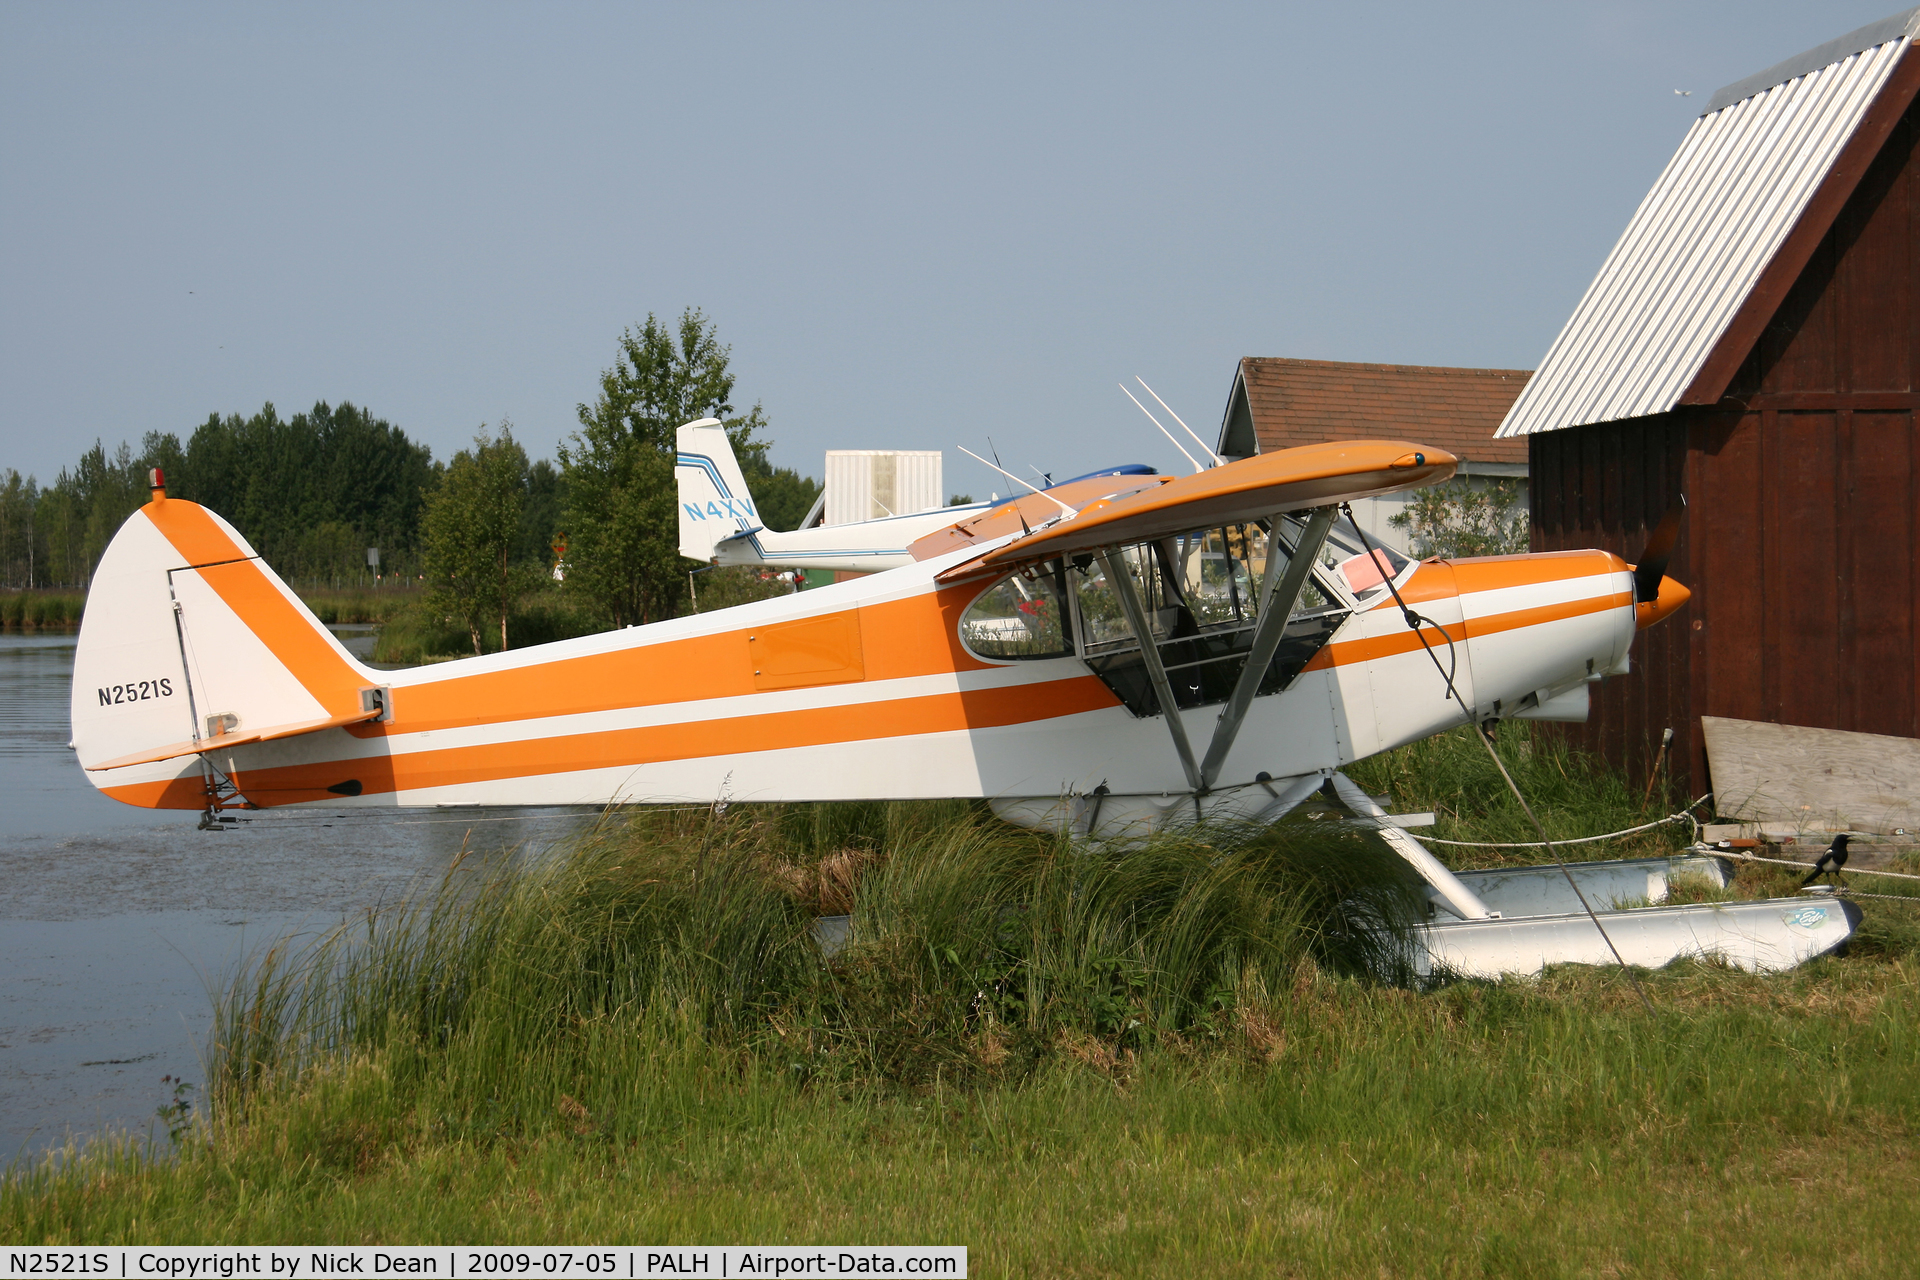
[673,419,999,574]
[673,418,1167,575]
[675,418,763,562]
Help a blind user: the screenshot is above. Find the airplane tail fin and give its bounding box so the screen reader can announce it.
[71,487,383,804]
[675,418,763,562]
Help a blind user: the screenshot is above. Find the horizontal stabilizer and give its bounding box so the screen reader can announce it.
[86,706,383,772]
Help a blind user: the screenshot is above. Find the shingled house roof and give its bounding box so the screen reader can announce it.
[1217,358,1532,470]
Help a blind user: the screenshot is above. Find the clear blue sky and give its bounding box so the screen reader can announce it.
[0,2,1902,496]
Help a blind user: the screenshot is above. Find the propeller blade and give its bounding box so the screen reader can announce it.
[1632,494,1686,604]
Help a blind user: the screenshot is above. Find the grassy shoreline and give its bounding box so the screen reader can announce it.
[11,957,1917,1269]
[0,586,412,634]
[0,590,85,631]
[8,731,1920,1268]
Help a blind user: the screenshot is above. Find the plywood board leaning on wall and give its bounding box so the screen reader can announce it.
[1702,715,1920,835]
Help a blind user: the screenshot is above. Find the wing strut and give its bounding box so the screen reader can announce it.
[1101,506,1342,797]
[1198,506,1336,790]
[1099,548,1203,792]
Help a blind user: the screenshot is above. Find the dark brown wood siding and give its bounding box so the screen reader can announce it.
[1527,94,1920,803]
[1528,420,1692,797]
[1685,409,1919,757]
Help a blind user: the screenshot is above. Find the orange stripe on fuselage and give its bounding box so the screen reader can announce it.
[225,673,1119,804]
[98,774,212,811]
[1304,552,1629,671]
[346,584,1007,738]
[1388,550,1628,607]
[1303,591,1632,671]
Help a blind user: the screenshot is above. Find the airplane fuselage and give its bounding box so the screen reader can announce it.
[75,492,1638,836]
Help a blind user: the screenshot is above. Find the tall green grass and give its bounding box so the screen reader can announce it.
[210,803,1425,1126]
[1348,723,1698,867]
[11,741,1920,1264]
[0,590,85,630]
[10,903,1918,1267]
[297,586,418,626]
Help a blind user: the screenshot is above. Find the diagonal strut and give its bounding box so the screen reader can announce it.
[1198,506,1337,790]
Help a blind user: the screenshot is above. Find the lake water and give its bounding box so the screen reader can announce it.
[0,633,592,1161]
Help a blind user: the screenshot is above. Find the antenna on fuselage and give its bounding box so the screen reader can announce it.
[1135,377,1224,467]
[957,446,1077,520]
[1119,383,1204,474]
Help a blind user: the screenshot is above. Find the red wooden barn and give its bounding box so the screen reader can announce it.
[1496,10,1920,802]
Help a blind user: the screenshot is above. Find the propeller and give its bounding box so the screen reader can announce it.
[1632,494,1685,604]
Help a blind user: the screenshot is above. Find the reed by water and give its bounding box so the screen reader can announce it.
[0,585,411,632]
[0,590,85,630]
[210,802,1428,1119]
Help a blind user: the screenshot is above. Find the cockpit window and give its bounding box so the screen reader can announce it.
[1044,523,1350,715]
[960,561,1074,659]
[1073,522,1331,653]
[956,516,1388,696]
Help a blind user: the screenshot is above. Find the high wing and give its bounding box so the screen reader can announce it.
[907,470,1172,562]
[959,441,1452,576]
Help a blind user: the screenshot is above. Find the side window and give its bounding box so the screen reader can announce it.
[960,563,1074,660]
[1313,528,1410,605]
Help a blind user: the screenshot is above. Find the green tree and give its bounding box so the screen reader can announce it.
[559,309,770,626]
[741,458,822,532]
[33,482,82,587]
[176,401,434,583]
[422,425,531,654]
[12,403,434,589]
[1388,478,1529,559]
[0,469,38,588]
[79,441,147,574]
[513,458,564,569]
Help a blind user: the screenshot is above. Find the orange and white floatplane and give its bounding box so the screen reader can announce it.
[72,436,1856,977]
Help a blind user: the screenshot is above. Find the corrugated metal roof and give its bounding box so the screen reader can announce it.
[1497,15,1920,439]
[1708,8,1919,112]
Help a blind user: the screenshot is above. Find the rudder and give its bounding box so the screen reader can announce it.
[675,417,762,561]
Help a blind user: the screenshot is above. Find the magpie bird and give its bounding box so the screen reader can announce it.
[1799,833,1853,887]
